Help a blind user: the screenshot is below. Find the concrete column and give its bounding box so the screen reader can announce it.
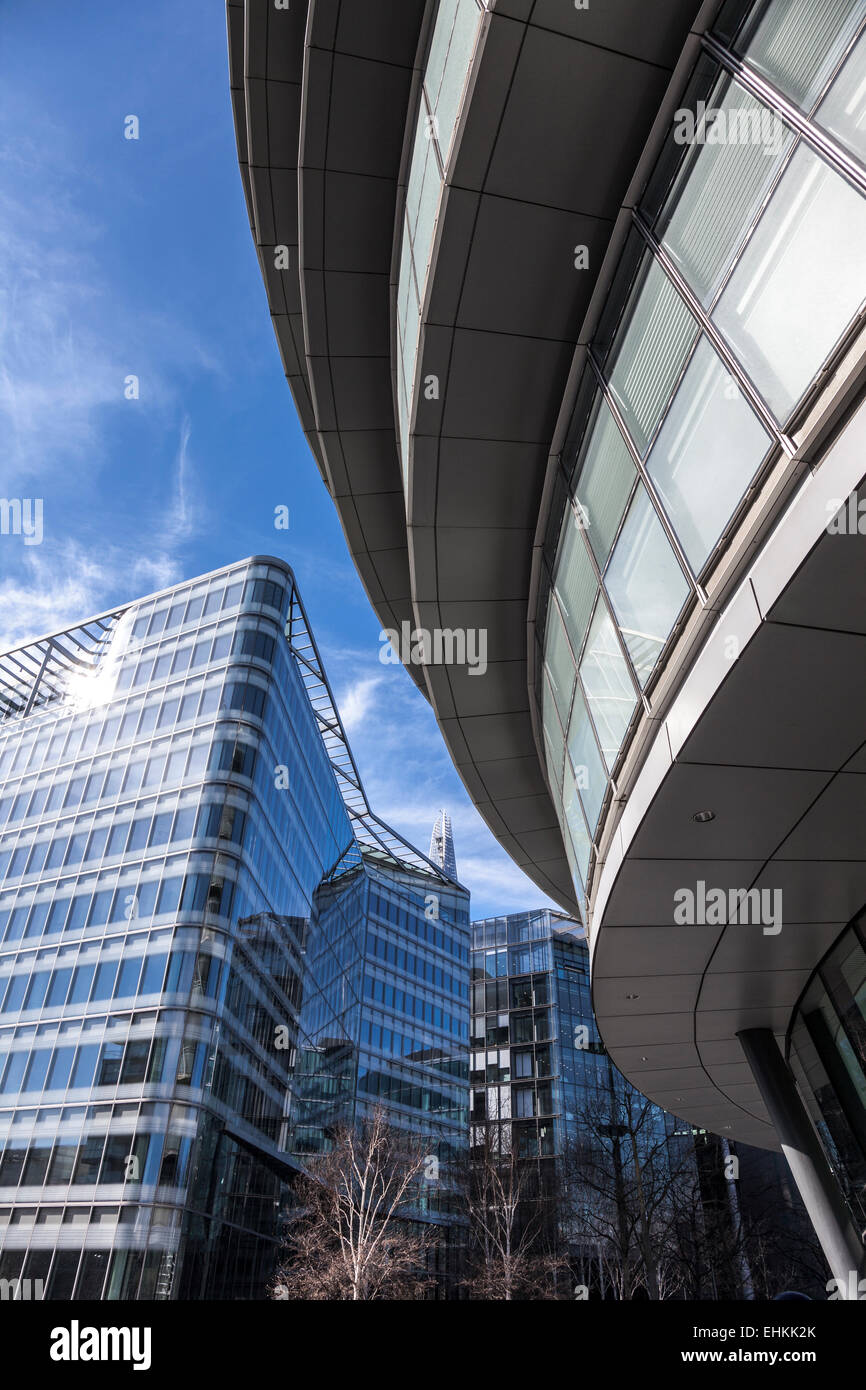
[738,1027,865,1296]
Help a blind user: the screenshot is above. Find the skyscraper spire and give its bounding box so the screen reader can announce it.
[429,809,457,879]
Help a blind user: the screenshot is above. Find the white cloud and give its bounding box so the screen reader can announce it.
[0,531,188,652]
[0,543,113,648]
[0,192,121,481]
[338,674,385,734]
[0,122,224,490]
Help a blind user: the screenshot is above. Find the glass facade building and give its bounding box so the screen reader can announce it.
[788,916,866,1234]
[537,0,866,910]
[0,558,469,1300]
[471,910,676,1162]
[396,0,489,479]
[471,909,825,1297]
[470,910,708,1293]
[293,851,470,1221]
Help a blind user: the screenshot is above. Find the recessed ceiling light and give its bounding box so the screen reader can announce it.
[692,809,715,823]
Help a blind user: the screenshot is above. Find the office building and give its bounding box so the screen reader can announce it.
[0,557,468,1299]
[471,909,700,1296]
[232,0,866,1285]
[429,810,457,879]
[471,910,607,1163]
[472,908,824,1297]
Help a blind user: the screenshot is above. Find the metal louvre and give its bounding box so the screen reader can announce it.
[0,613,125,728]
[284,575,462,888]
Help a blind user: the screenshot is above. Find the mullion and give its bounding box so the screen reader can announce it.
[588,347,701,609]
[633,208,794,454]
[703,30,866,199]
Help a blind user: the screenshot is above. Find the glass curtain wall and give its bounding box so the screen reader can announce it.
[0,558,471,1299]
[396,0,489,480]
[470,910,699,1293]
[539,0,866,906]
[0,558,359,1299]
[788,915,866,1231]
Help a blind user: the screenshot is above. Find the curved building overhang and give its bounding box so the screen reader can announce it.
[590,387,866,1149]
[228,0,710,912]
[228,0,428,653]
[400,0,709,908]
[228,0,324,478]
[297,0,429,644]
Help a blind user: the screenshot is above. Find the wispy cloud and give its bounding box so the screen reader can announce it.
[0,521,195,652]
[0,109,212,645]
[0,185,120,483]
[140,414,207,576]
[0,114,224,490]
[339,674,385,733]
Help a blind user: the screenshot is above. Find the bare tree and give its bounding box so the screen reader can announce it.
[561,1079,699,1300]
[657,1133,830,1300]
[461,1127,565,1299]
[270,1106,435,1300]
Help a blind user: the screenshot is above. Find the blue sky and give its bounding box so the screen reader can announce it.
[0,0,556,920]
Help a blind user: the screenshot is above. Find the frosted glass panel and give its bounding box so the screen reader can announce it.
[405,117,431,246]
[715,143,866,420]
[737,0,863,111]
[607,258,699,454]
[605,486,690,685]
[574,397,636,566]
[414,148,443,288]
[397,227,415,348]
[647,338,771,571]
[425,0,459,108]
[436,0,483,163]
[817,25,866,161]
[659,80,794,305]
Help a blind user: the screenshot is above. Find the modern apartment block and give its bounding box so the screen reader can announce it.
[0,557,468,1300]
[471,911,607,1162]
[470,909,698,1294]
[472,910,823,1297]
[232,0,866,1286]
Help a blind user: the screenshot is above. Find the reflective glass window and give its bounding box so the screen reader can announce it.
[607,257,700,453]
[562,779,591,882]
[816,25,866,161]
[566,686,607,830]
[544,599,576,726]
[714,143,866,420]
[605,485,690,685]
[553,517,597,663]
[736,0,863,111]
[574,397,636,566]
[579,599,637,768]
[646,337,771,571]
[542,676,566,799]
